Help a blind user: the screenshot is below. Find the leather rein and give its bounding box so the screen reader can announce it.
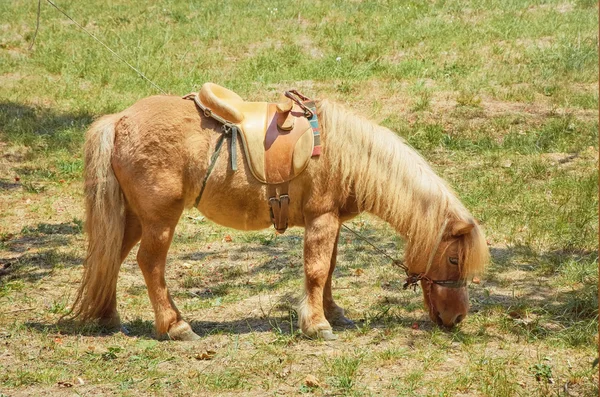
[341,222,467,291]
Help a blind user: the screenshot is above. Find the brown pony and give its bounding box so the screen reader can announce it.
[69,93,489,341]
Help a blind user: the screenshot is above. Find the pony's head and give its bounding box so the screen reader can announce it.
[406,218,489,328]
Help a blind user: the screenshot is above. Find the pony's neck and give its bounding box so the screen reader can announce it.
[363,132,454,239]
[319,100,469,266]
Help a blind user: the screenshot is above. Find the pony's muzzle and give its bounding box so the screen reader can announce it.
[424,282,469,328]
[436,310,466,328]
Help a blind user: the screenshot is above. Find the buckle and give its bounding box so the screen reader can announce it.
[268,196,279,206]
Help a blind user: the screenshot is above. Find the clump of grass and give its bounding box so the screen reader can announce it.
[472,355,522,397]
[412,90,432,111]
[196,369,247,391]
[456,90,482,107]
[324,352,365,392]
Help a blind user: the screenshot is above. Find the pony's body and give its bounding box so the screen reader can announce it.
[72,94,488,341]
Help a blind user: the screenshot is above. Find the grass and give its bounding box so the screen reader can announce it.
[0,0,598,395]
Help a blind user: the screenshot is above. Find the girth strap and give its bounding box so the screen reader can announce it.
[185,93,240,207]
[268,184,290,234]
[194,133,225,208]
[184,93,239,172]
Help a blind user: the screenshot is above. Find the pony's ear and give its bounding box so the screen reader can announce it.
[451,219,474,236]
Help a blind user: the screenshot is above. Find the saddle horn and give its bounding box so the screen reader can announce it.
[276,95,293,113]
[276,95,294,131]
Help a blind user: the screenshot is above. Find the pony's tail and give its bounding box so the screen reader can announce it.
[67,114,125,324]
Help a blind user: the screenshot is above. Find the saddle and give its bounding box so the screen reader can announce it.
[185,83,321,233]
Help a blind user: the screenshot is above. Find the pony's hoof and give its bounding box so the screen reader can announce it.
[326,306,353,326]
[167,321,201,341]
[318,329,338,341]
[331,316,354,327]
[98,314,121,332]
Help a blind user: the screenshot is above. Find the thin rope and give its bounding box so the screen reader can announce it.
[40,0,167,94]
[341,224,406,270]
[29,0,42,51]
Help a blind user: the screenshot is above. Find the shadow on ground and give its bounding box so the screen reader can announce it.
[24,315,296,339]
[0,221,83,282]
[10,224,598,344]
[0,102,93,151]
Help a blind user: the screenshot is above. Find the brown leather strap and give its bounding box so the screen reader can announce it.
[264,104,312,184]
[268,184,290,234]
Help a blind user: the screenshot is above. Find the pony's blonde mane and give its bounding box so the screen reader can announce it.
[317,99,488,277]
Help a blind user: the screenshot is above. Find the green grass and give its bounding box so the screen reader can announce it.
[0,0,598,395]
[324,351,365,392]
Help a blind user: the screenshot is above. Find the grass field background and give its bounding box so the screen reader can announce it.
[0,0,598,395]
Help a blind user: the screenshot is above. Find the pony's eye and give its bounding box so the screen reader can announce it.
[448,257,459,265]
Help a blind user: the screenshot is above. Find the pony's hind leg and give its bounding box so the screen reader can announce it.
[136,205,199,341]
[323,225,353,326]
[99,209,143,330]
[298,212,340,340]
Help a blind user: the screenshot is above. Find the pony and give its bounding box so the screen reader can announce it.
[68,93,489,341]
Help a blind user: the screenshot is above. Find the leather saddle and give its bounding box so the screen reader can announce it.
[187,83,321,233]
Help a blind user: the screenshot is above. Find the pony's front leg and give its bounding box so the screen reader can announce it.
[137,219,200,341]
[298,212,340,340]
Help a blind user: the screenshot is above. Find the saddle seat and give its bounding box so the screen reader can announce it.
[198,83,315,185]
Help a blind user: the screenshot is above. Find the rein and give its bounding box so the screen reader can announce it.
[37,0,167,94]
[341,222,466,290]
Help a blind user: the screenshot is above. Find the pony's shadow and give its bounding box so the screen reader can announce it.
[20,236,598,342]
[1,221,84,283]
[25,315,296,339]
[0,102,94,149]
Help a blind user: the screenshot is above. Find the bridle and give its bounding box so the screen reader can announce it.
[341,221,467,291]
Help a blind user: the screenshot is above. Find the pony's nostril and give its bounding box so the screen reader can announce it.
[435,313,444,326]
[455,314,463,324]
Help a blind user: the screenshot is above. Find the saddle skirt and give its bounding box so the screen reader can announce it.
[198,82,318,184]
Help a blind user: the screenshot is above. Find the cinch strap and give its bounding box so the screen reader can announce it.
[184,93,240,207]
